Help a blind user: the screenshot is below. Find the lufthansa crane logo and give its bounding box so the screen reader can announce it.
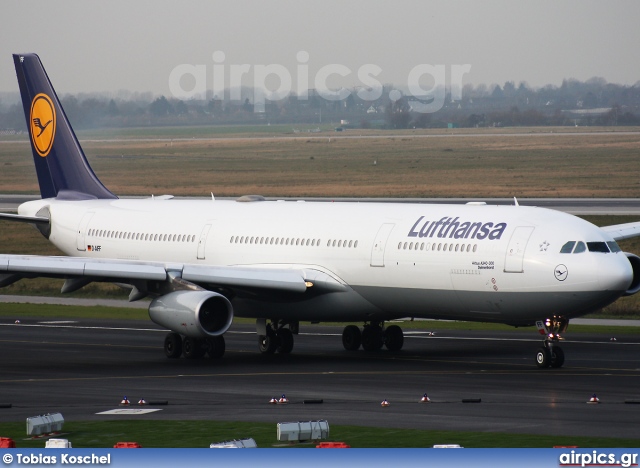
[29,93,56,157]
[554,264,568,281]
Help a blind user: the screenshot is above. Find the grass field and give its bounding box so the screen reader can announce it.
[1,126,640,197]
[0,420,638,448]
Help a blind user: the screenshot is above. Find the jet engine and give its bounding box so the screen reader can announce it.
[148,290,233,338]
[623,253,640,296]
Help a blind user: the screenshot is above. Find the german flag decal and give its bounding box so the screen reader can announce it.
[29,93,56,157]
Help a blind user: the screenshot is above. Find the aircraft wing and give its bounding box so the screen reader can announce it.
[601,222,640,241]
[0,254,343,298]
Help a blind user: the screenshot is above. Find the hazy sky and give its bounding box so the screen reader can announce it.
[1,0,639,98]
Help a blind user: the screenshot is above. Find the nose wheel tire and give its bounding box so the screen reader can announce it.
[535,347,550,368]
[550,346,565,368]
[535,345,565,368]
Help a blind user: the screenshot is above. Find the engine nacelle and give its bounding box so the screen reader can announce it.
[149,290,233,338]
[623,252,640,296]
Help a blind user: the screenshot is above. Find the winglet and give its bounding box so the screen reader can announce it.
[13,54,117,200]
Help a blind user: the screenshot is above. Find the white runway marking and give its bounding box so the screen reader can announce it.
[38,321,78,324]
[96,408,162,415]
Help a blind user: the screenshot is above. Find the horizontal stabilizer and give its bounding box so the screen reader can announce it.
[0,212,50,225]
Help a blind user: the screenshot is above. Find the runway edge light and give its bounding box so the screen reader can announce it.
[381,399,390,407]
[119,396,130,406]
[587,393,600,404]
[420,393,431,403]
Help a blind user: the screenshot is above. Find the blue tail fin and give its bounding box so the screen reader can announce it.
[13,54,117,200]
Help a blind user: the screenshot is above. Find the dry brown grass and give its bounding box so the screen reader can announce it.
[1,127,640,197]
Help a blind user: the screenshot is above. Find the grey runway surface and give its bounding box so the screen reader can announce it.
[0,317,639,440]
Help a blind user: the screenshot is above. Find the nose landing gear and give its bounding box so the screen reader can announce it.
[535,316,568,368]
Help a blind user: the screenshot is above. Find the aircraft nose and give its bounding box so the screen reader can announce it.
[598,255,633,292]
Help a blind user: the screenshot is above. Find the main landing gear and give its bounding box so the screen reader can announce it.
[163,332,225,360]
[257,320,298,354]
[535,316,568,369]
[342,321,404,352]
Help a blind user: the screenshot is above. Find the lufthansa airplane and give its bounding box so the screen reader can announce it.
[1,54,639,368]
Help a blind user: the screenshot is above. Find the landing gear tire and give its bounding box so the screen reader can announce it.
[361,325,384,351]
[535,315,568,369]
[550,346,565,368]
[164,332,182,359]
[258,330,278,354]
[342,325,362,351]
[205,336,225,359]
[276,328,294,354]
[535,347,551,368]
[183,337,206,359]
[384,325,404,351]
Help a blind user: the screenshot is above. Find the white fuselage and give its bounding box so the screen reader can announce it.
[18,197,633,325]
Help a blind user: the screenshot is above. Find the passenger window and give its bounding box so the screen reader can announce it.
[560,241,575,253]
[573,241,586,253]
[587,242,610,253]
[354,241,358,248]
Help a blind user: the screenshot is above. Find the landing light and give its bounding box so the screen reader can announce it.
[305,281,314,288]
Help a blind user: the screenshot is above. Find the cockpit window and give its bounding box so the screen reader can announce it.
[587,242,610,253]
[560,241,575,253]
[573,241,587,253]
[607,241,621,253]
